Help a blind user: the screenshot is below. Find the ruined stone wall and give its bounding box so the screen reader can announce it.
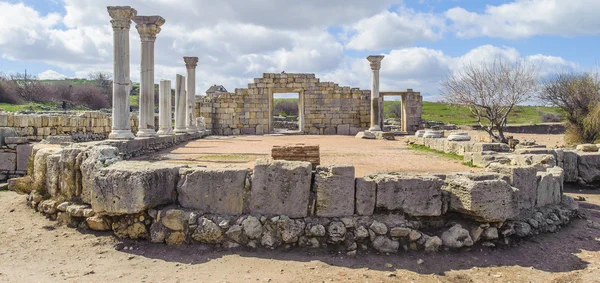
[0,135,32,182]
[196,73,372,135]
[14,139,578,253]
[0,111,142,142]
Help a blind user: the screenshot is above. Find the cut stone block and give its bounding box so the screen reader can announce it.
[313,165,355,217]
[355,176,376,216]
[374,174,444,216]
[0,152,16,171]
[16,144,33,171]
[562,150,579,183]
[487,164,537,211]
[177,167,248,215]
[92,161,184,215]
[443,174,517,222]
[536,167,563,207]
[577,152,600,184]
[250,159,312,218]
[336,124,350,135]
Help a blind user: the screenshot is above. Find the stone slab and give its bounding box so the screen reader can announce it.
[16,144,33,171]
[250,159,312,218]
[374,174,444,216]
[0,152,16,171]
[313,165,355,217]
[355,176,376,216]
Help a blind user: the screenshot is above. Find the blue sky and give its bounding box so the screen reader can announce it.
[0,0,598,100]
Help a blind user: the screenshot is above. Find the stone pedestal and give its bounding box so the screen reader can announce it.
[184,57,199,133]
[174,74,187,133]
[134,15,165,137]
[157,80,173,135]
[367,55,384,132]
[107,6,137,140]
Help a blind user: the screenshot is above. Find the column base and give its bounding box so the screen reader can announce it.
[108,130,135,140]
[136,128,158,137]
[174,128,188,133]
[368,126,382,131]
[185,126,198,134]
[157,129,174,136]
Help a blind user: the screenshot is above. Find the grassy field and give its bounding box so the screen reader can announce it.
[0,102,57,112]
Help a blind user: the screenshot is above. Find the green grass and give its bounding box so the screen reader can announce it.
[274,98,298,104]
[384,101,564,125]
[408,144,477,167]
[0,102,56,112]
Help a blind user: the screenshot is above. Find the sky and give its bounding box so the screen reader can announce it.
[0,0,598,101]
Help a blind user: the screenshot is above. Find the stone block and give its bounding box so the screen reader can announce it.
[177,167,248,215]
[15,144,32,171]
[355,176,376,216]
[443,174,517,222]
[46,153,61,197]
[336,124,350,135]
[92,161,184,215]
[33,148,60,193]
[510,154,556,171]
[59,147,85,199]
[5,137,28,144]
[250,159,312,218]
[577,152,600,184]
[0,152,16,171]
[0,127,17,146]
[313,165,355,217]
[374,174,444,216]
[471,143,510,153]
[536,167,563,207]
[562,150,579,183]
[487,164,537,211]
[8,176,33,193]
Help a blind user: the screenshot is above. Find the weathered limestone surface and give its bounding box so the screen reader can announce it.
[80,145,121,204]
[443,174,517,222]
[561,150,579,183]
[487,164,537,210]
[177,167,248,215]
[92,161,184,215]
[374,174,444,216]
[355,176,376,216]
[58,147,85,200]
[577,152,600,184]
[271,144,320,168]
[313,165,355,217]
[0,152,16,171]
[33,148,60,193]
[250,159,312,218]
[536,167,563,207]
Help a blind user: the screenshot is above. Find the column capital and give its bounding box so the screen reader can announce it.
[366,55,385,71]
[133,16,165,42]
[107,6,137,29]
[184,57,199,69]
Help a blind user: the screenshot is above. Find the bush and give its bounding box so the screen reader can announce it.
[0,75,22,104]
[70,84,110,110]
[274,101,298,117]
[539,112,562,123]
[387,102,402,118]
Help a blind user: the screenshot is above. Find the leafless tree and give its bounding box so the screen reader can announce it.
[88,71,112,105]
[539,72,600,143]
[388,102,402,118]
[441,59,537,143]
[9,72,45,101]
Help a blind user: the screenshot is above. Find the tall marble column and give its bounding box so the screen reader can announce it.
[133,15,165,137]
[367,55,384,132]
[107,6,137,140]
[174,74,187,133]
[184,57,199,133]
[157,80,173,135]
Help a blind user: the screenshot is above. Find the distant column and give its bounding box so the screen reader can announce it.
[107,6,137,140]
[367,55,384,132]
[174,74,187,133]
[184,57,199,133]
[134,15,165,137]
[157,80,173,135]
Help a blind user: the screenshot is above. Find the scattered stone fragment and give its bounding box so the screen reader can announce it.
[441,224,474,248]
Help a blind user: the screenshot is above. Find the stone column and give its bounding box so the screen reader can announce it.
[184,57,199,133]
[174,74,187,133]
[107,6,137,140]
[367,55,384,132]
[157,80,173,135]
[133,16,165,137]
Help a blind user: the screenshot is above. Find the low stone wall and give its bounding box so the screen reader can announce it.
[271,144,320,167]
[0,111,143,142]
[12,138,578,254]
[407,136,600,185]
[0,135,32,182]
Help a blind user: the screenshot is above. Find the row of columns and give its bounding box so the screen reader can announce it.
[107,6,198,139]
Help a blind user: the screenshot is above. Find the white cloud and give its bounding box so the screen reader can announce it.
[447,0,600,39]
[345,7,446,50]
[38,70,68,80]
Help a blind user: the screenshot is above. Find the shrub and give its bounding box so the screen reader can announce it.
[70,84,110,110]
[274,101,298,117]
[539,112,562,123]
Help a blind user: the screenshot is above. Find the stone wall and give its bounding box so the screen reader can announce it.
[13,139,578,253]
[271,144,320,167]
[0,134,32,182]
[196,73,423,135]
[0,111,143,142]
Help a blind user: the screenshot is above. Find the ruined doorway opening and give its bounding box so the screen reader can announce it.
[271,92,304,134]
[382,95,403,133]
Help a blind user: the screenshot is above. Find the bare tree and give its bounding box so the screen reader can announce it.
[441,59,537,143]
[388,102,402,118]
[9,71,44,101]
[539,72,600,143]
[88,71,112,106]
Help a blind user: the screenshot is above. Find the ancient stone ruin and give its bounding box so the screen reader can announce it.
[0,5,584,256]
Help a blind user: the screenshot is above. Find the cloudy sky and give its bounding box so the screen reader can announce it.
[0,0,598,100]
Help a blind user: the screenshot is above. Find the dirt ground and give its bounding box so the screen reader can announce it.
[0,187,598,283]
[137,135,482,177]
